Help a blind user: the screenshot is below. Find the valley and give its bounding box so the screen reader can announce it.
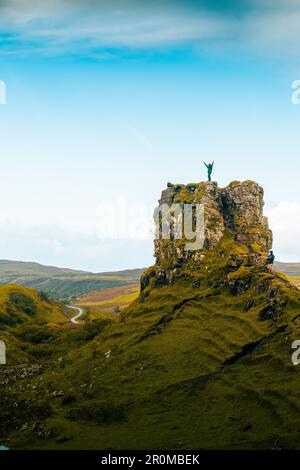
[0,260,143,299]
[1,181,300,450]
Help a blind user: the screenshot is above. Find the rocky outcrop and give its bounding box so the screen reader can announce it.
[142,180,273,290]
[220,181,271,250]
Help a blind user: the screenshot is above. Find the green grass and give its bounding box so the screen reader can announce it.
[3,179,300,449]
[75,285,139,319]
[2,267,300,450]
[288,276,300,286]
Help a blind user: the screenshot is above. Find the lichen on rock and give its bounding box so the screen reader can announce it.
[142,180,273,290]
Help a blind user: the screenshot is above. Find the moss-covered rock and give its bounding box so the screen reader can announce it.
[149,180,272,290]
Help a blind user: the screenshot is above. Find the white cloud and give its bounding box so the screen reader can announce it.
[0,5,229,55]
[0,218,152,271]
[266,200,300,261]
[1,0,300,58]
[0,195,155,270]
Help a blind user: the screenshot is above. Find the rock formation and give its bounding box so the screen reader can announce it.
[142,180,273,290]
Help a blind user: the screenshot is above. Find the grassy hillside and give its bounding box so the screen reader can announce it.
[0,260,144,299]
[2,265,300,449]
[0,284,68,327]
[273,262,300,287]
[289,276,300,286]
[75,284,139,319]
[0,284,71,365]
[0,260,86,276]
[274,261,300,276]
[2,183,299,449]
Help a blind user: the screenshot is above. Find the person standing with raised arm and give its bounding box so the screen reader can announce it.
[204,161,214,181]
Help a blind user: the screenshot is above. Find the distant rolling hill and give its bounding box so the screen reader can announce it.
[0,259,298,300]
[274,261,300,276]
[75,284,140,319]
[0,260,144,299]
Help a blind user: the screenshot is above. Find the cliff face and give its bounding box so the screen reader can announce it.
[143,180,273,290]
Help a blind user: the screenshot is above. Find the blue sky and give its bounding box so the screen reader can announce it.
[0,0,300,271]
